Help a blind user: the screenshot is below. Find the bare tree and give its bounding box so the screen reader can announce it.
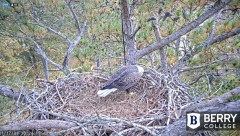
[23,0,87,77]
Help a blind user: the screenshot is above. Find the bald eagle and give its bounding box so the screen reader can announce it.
[97,65,144,97]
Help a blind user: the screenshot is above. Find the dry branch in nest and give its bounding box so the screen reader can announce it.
[0,68,193,135]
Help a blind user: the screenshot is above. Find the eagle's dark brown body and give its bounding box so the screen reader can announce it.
[97,65,144,97]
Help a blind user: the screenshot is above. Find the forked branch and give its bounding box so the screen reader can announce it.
[30,14,71,43]
[136,0,232,59]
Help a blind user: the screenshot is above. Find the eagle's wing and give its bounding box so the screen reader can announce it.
[103,66,137,88]
[111,72,142,90]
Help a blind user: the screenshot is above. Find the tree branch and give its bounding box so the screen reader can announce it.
[65,0,81,33]
[0,120,77,131]
[19,29,66,72]
[172,27,240,72]
[151,14,168,74]
[32,39,65,71]
[206,9,222,47]
[62,21,87,68]
[40,56,49,81]
[0,85,27,103]
[196,27,240,52]
[98,116,158,136]
[179,55,228,73]
[189,72,223,85]
[30,14,71,43]
[130,25,141,38]
[179,86,240,117]
[136,0,232,59]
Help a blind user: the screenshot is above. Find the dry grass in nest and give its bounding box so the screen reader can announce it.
[51,74,163,119]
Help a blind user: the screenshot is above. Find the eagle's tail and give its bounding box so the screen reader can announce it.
[97,88,118,97]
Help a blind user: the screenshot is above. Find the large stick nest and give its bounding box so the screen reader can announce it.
[31,68,191,135]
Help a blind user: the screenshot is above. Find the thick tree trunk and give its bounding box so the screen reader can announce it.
[120,0,138,65]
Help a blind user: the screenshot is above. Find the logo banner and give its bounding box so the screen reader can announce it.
[186,112,240,130]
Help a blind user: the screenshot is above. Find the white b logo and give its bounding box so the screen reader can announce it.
[187,113,200,129]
